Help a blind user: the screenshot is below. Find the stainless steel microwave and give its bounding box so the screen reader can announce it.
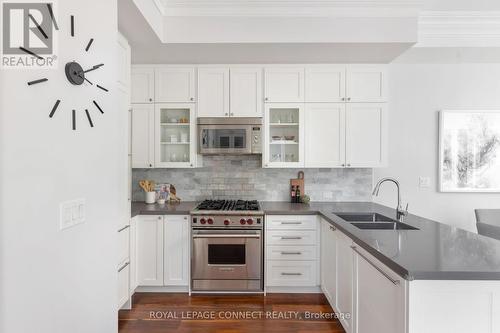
[198,117,262,155]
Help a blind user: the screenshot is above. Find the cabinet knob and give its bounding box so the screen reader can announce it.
[225,113,229,116]
[149,98,153,102]
[347,163,351,167]
[190,97,194,101]
[190,164,193,167]
[341,97,345,101]
[158,216,162,220]
[264,97,269,101]
[347,97,351,101]
[230,113,234,116]
[341,163,345,167]
[149,163,152,167]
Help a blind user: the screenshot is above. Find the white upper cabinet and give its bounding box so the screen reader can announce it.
[230,67,263,117]
[264,67,305,103]
[197,67,230,117]
[345,103,387,167]
[131,104,155,168]
[305,66,346,102]
[346,66,387,102]
[305,103,345,168]
[131,67,154,103]
[155,66,196,103]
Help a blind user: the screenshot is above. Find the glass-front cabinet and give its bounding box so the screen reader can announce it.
[263,103,305,168]
[155,103,196,168]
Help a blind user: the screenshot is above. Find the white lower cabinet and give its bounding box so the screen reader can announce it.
[163,215,189,286]
[265,215,319,290]
[353,245,406,333]
[320,219,337,310]
[118,262,130,309]
[137,215,164,286]
[336,230,354,333]
[136,215,190,288]
[319,218,407,333]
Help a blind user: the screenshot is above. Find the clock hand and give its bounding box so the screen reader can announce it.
[79,63,104,74]
[78,73,93,85]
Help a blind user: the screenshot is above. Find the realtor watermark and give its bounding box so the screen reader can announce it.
[1,0,58,69]
[148,310,351,321]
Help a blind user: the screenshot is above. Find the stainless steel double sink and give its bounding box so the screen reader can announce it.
[334,213,419,230]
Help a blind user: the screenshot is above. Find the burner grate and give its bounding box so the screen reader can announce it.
[196,199,260,211]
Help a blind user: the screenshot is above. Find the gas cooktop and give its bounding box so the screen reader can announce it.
[191,199,263,216]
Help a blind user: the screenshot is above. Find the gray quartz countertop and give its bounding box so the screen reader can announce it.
[131,201,198,217]
[132,200,500,281]
[263,201,500,281]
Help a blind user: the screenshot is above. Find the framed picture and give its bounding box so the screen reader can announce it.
[439,110,500,192]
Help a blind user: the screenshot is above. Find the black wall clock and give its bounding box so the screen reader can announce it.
[24,4,107,131]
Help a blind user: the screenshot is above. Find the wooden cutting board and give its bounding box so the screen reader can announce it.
[290,171,304,195]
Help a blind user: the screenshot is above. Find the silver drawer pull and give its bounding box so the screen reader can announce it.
[281,221,302,225]
[280,236,302,240]
[118,261,130,273]
[281,272,302,276]
[351,246,400,285]
[118,225,130,233]
[218,267,235,272]
[281,251,302,255]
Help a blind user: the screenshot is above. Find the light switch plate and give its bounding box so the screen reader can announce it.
[419,177,431,188]
[60,198,86,230]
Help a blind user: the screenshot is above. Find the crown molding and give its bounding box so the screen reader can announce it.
[162,0,423,17]
[417,11,500,47]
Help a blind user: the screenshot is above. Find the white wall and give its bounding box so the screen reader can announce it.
[374,62,500,232]
[0,1,124,333]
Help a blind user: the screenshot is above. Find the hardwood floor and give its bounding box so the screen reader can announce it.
[119,293,346,333]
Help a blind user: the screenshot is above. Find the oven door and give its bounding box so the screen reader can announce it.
[198,125,252,154]
[192,229,262,280]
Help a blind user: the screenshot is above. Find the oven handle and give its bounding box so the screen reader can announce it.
[192,234,261,239]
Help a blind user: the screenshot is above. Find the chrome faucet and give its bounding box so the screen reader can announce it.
[372,177,408,221]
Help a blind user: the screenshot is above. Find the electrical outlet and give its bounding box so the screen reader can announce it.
[418,177,431,188]
[60,199,86,230]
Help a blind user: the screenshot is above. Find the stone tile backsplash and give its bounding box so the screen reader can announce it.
[132,155,373,202]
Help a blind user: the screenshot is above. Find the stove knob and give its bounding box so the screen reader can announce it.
[224,219,230,226]
[240,218,246,225]
[247,218,254,225]
[200,218,207,225]
[207,218,214,225]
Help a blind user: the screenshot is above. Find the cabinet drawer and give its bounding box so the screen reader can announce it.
[266,260,318,287]
[266,215,317,230]
[118,225,130,265]
[267,245,318,261]
[266,230,317,246]
[117,261,130,309]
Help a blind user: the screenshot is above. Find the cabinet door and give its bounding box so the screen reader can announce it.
[263,103,305,168]
[131,67,154,103]
[136,215,164,286]
[264,67,304,102]
[129,217,138,292]
[230,67,263,117]
[345,103,387,167]
[155,67,196,103]
[131,104,155,168]
[163,215,189,286]
[346,66,386,102]
[197,67,230,117]
[354,245,406,333]
[305,103,345,167]
[305,66,346,102]
[337,231,354,333]
[154,103,196,168]
[320,220,337,309]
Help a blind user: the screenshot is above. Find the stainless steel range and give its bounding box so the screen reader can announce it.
[190,200,264,292]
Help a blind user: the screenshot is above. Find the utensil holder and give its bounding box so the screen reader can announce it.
[145,191,156,204]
